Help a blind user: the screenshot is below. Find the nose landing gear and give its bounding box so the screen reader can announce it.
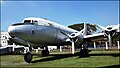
[24,52,32,63]
[24,46,49,63]
[24,47,32,63]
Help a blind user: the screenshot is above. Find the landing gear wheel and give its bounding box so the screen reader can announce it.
[80,49,88,57]
[24,52,32,63]
[41,50,49,56]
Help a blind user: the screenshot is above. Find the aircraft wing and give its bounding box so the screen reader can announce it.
[83,33,107,42]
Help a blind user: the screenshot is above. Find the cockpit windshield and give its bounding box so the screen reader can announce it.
[23,19,53,26]
[23,20,34,25]
[23,20,38,25]
[23,20,35,25]
[24,20,31,24]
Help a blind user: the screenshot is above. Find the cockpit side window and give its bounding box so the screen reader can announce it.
[32,20,38,25]
[48,23,53,26]
[37,21,46,26]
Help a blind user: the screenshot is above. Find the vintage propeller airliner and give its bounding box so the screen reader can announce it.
[8,17,109,63]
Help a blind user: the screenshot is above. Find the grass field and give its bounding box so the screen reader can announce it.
[0,50,120,67]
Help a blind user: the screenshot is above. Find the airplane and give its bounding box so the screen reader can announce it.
[8,17,107,63]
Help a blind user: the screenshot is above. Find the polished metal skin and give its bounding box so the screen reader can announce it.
[8,17,83,47]
[8,17,111,49]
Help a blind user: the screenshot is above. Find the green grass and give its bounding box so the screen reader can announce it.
[0,50,120,67]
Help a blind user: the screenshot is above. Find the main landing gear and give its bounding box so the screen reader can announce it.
[79,44,89,57]
[24,46,49,63]
[41,46,49,56]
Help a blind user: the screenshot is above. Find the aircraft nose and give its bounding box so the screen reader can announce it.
[8,25,17,37]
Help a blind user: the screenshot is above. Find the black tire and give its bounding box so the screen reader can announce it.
[80,49,88,57]
[41,50,49,56]
[24,52,32,63]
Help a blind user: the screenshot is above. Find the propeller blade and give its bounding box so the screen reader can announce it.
[71,40,75,54]
[96,24,108,31]
[108,34,112,48]
[112,24,119,32]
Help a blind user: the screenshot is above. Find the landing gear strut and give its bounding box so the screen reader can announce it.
[79,44,89,57]
[24,47,32,63]
[41,46,49,56]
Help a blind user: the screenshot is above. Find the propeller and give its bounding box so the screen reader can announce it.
[71,39,75,54]
[95,24,119,48]
[61,23,87,54]
[112,24,119,32]
[61,31,77,54]
[108,34,112,48]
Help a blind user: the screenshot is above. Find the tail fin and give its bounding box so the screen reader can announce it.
[80,23,87,35]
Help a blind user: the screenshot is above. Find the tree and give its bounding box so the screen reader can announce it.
[68,23,97,35]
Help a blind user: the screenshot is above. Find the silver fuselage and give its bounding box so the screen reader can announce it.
[8,18,84,47]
